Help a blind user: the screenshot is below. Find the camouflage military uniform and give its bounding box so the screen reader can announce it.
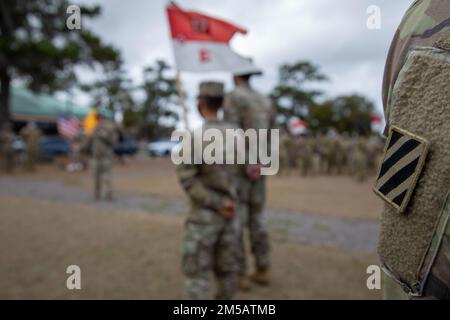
[177,81,241,300]
[378,0,450,299]
[297,137,314,176]
[20,122,41,171]
[352,137,369,182]
[70,132,85,171]
[311,137,322,176]
[178,120,241,300]
[0,123,15,173]
[334,135,346,175]
[88,120,117,200]
[279,130,294,175]
[224,81,275,276]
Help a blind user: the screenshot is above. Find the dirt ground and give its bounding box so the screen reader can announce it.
[30,157,382,220]
[0,157,383,299]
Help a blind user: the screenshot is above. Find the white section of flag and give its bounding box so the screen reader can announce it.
[288,117,307,136]
[172,40,257,73]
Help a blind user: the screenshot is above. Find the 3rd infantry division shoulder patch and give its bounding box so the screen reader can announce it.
[374,126,430,214]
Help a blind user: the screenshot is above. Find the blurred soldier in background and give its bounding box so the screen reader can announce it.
[224,69,275,290]
[279,129,294,175]
[351,136,369,182]
[367,134,384,175]
[86,113,118,201]
[68,131,85,172]
[334,134,346,175]
[317,134,330,175]
[297,136,314,176]
[177,81,240,300]
[0,123,15,173]
[20,121,41,172]
[378,0,450,299]
[311,136,322,176]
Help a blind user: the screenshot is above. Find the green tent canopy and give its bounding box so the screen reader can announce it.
[11,87,101,122]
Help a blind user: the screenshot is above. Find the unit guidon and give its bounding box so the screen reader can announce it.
[374,126,430,213]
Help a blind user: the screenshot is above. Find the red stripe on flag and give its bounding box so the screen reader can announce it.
[370,114,383,123]
[167,3,247,43]
[58,117,80,139]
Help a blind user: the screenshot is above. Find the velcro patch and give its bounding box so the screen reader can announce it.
[374,126,430,213]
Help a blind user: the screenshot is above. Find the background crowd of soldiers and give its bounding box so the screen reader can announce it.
[0,115,118,202]
[0,121,42,173]
[279,131,384,182]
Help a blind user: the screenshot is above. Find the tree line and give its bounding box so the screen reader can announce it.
[0,0,376,141]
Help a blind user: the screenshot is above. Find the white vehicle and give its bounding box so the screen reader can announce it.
[147,139,178,157]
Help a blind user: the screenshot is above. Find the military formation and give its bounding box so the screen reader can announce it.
[279,132,384,182]
[0,122,16,173]
[0,0,448,301]
[224,71,274,291]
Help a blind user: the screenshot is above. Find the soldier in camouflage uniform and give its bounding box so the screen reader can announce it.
[20,121,41,172]
[334,134,346,175]
[68,131,85,172]
[224,70,275,289]
[0,123,15,173]
[377,0,450,299]
[297,136,314,176]
[86,114,117,201]
[279,129,294,175]
[310,136,322,176]
[177,81,240,300]
[351,136,369,182]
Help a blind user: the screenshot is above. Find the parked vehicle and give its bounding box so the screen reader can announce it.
[40,136,70,160]
[147,139,178,157]
[114,135,139,157]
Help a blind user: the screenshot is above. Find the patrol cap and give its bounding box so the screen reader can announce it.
[232,61,263,77]
[233,68,263,77]
[198,81,224,98]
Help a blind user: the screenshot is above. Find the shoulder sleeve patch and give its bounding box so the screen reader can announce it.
[374,126,430,214]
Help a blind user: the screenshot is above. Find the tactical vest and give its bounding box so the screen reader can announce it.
[375,38,450,296]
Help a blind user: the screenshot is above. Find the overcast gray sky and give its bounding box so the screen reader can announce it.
[75,0,413,128]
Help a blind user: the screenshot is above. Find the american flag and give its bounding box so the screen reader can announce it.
[57,116,81,139]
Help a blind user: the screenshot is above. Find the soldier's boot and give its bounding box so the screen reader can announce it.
[250,269,270,286]
[238,275,252,292]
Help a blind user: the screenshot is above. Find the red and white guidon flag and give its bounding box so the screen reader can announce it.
[166,3,258,73]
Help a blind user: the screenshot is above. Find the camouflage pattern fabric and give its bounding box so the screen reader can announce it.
[20,123,41,171]
[0,125,15,172]
[279,131,294,175]
[88,121,117,198]
[223,82,275,273]
[297,137,314,176]
[380,0,450,299]
[382,0,450,130]
[421,193,450,299]
[182,220,239,300]
[351,137,369,182]
[383,194,449,300]
[177,119,241,300]
[93,158,113,198]
[91,122,117,159]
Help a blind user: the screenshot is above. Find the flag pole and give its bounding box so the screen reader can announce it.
[175,71,189,131]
